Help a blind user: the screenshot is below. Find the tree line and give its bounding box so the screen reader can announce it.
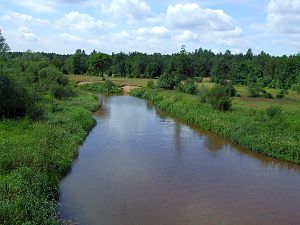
[3,46,299,91]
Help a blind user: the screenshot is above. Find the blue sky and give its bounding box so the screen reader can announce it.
[0,0,299,55]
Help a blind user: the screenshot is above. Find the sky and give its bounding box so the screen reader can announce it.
[0,0,299,55]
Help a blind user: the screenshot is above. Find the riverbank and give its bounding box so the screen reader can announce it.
[130,88,300,164]
[0,92,99,225]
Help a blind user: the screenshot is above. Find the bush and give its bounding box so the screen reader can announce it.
[198,86,210,103]
[0,74,27,118]
[194,77,203,83]
[276,89,288,99]
[223,81,236,97]
[291,83,300,94]
[261,90,273,99]
[157,73,180,90]
[266,105,282,118]
[248,82,263,97]
[183,79,198,94]
[209,84,232,111]
[147,80,155,89]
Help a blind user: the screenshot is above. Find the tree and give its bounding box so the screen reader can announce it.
[88,52,112,76]
[0,29,10,53]
[68,49,87,74]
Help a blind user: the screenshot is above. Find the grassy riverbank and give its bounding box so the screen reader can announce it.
[0,92,99,225]
[131,88,300,164]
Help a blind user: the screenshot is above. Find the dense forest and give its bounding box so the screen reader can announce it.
[3,46,300,90]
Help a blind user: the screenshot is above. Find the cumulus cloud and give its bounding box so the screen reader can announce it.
[176,30,198,42]
[107,0,151,21]
[166,3,236,31]
[267,0,300,34]
[60,33,81,42]
[57,12,105,33]
[1,12,49,26]
[12,0,56,12]
[135,26,169,38]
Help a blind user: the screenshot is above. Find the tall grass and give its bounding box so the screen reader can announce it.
[0,92,99,225]
[131,88,300,164]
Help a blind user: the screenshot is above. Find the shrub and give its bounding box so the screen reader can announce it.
[261,90,273,99]
[183,79,198,94]
[157,73,180,90]
[147,80,155,89]
[194,77,203,83]
[223,81,236,97]
[291,83,300,94]
[0,74,41,119]
[198,86,210,103]
[209,84,232,111]
[248,82,263,97]
[276,89,288,99]
[266,105,282,118]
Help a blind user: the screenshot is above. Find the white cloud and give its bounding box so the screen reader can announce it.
[60,33,81,42]
[1,12,49,26]
[12,0,56,12]
[267,0,300,34]
[135,26,169,38]
[166,3,235,31]
[18,26,36,40]
[176,30,198,42]
[107,0,151,21]
[57,12,105,33]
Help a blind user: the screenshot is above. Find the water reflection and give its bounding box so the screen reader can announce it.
[59,96,300,225]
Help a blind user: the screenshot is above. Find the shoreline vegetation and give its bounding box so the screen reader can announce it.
[0,91,99,224]
[130,87,300,164]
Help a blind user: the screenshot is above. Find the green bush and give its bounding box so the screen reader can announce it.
[223,81,237,97]
[0,74,27,118]
[248,82,263,97]
[276,89,288,99]
[183,79,198,94]
[198,86,210,103]
[209,84,232,111]
[291,83,300,94]
[266,105,282,118]
[147,80,155,89]
[157,73,180,90]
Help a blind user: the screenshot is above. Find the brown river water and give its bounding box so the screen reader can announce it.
[58,96,300,225]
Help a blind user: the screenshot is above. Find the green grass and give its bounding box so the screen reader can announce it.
[130,88,300,164]
[78,81,122,94]
[68,75,156,87]
[0,92,99,225]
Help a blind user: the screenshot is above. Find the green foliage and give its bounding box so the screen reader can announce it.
[291,83,300,94]
[276,89,288,99]
[209,84,232,111]
[0,29,10,53]
[0,92,99,225]
[88,52,111,76]
[147,80,155,89]
[177,79,198,95]
[0,74,27,118]
[198,86,210,103]
[79,81,121,94]
[222,81,237,97]
[266,105,282,118]
[157,73,180,90]
[248,82,263,97]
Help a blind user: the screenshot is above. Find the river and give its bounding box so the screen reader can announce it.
[58,96,300,225]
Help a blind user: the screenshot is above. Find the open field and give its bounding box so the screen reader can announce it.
[68,75,156,87]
